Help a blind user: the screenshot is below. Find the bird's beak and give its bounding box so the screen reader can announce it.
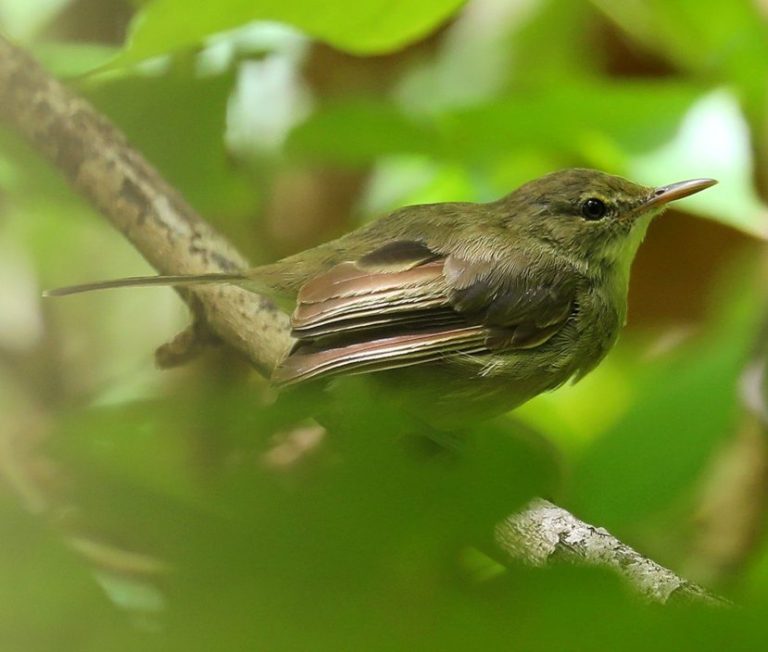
[644,178,718,209]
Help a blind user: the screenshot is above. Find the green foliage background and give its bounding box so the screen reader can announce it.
[1,0,768,649]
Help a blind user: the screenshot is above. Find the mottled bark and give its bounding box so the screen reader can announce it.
[0,34,291,376]
[497,499,728,605]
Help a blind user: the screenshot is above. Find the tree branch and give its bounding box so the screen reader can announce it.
[497,499,728,605]
[0,34,725,606]
[0,34,291,376]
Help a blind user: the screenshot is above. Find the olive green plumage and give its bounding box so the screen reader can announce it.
[48,169,716,424]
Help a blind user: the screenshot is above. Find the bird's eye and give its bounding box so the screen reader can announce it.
[581,197,607,220]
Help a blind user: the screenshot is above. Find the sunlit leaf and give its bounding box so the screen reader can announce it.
[33,42,119,78]
[115,0,466,67]
[629,89,768,238]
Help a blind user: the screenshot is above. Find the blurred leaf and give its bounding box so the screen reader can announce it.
[0,0,70,42]
[509,0,599,86]
[136,548,768,651]
[515,353,636,451]
[439,82,697,161]
[593,0,768,102]
[287,82,699,168]
[630,89,768,238]
[289,83,768,237]
[287,100,442,165]
[574,270,760,528]
[46,375,556,645]
[53,402,206,506]
[0,499,142,652]
[33,42,119,78]
[80,69,257,219]
[115,0,466,67]
[395,0,599,112]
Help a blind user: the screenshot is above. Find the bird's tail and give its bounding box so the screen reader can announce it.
[43,272,250,297]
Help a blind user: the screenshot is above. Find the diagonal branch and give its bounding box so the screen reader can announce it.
[0,34,291,376]
[0,33,724,605]
[497,499,729,606]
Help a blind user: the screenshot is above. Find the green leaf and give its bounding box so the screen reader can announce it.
[439,83,698,161]
[115,0,466,67]
[80,69,257,219]
[286,100,442,165]
[0,499,142,651]
[287,82,699,165]
[629,89,768,239]
[33,41,119,78]
[573,273,761,528]
[593,0,768,102]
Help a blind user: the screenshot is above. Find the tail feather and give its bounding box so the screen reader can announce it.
[43,272,248,297]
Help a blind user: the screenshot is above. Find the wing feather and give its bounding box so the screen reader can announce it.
[273,326,488,385]
[273,241,578,385]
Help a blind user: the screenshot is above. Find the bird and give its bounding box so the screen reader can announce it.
[47,168,716,424]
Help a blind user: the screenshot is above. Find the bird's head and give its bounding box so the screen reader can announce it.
[501,168,717,269]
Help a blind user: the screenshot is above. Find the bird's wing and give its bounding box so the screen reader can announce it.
[272,240,577,385]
